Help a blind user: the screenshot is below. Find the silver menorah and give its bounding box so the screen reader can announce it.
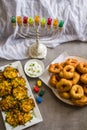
[11,16,64,59]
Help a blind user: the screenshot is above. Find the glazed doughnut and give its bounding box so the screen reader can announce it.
[70,85,84,99]
[59,92,71,99]
[65,58,78,68]
[72,96,87,106]
[80,74,87,84]
[49,74,60,88]
[76,62,87,73]
[59,65,75,79]
[70,72,80,85]
[48,63,62,74]
[56,78,72,92]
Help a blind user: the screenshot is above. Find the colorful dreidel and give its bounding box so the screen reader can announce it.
[53,19,58,28]
[47,18,52,30]
[39,90,45,97]
[36,80,42,87]
[36,96,42,103]
[41,18,46,28]
[34,15,40,26]
[11,16,16,27]
[28,17,34,26]
[33,86,39,93]
[17,16,22,26]
[23,16,28,27]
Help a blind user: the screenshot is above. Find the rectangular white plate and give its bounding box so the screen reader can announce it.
[0,61,43,130]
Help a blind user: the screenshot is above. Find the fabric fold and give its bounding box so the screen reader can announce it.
[0,0,87,59]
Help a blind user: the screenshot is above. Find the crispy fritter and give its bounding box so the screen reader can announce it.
[0,81,12,97]
[20,97,35,112]
[3,66,18,79]
[11,76,26,88]
[23,112,32,124]
[6,109,19,127]
[0,65,35,127]
[0,71,5,81]
[6,109,32,126]
[0,95,18,111]
[13,86,28,100]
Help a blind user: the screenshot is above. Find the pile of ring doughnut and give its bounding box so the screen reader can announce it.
[48,58,87,106]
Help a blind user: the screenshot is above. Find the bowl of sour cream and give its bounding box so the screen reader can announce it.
[24,59,45,78]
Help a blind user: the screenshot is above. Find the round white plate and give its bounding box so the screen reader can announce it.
[24,59,44,78]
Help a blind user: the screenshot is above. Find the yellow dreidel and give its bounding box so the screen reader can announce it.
[36,80,42,87]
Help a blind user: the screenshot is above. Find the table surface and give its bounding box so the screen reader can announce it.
[0,41,87,130]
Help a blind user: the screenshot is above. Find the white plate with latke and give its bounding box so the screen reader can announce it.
[24,59,44,78]
[0,61,43,130]
[40,52,87,105]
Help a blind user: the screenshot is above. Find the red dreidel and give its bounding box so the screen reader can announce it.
[33,86,39,93]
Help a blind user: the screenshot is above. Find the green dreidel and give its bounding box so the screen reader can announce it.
[39,90,45,96]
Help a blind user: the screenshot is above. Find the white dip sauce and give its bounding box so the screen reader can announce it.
[27,61,43,77]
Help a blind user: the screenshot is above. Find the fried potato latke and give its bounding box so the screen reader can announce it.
[6,109,32,126]
[19,97,35,112]
[0,65,35,127]
[0,81,12,97]
[13,86,28,100]
[11,76,26,88]
[3,66,18,79]
[0,95,17,111]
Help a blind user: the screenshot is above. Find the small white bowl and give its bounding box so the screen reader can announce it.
[24,59,44,78]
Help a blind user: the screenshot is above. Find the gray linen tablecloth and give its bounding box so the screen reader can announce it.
[0,41,87,130]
